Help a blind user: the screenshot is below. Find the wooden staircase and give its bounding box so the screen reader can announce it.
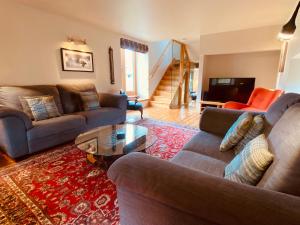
[150,61,180,108]
[149,40,192,109]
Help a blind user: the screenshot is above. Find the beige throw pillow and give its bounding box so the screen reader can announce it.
[234,114,265,155]
[224,134,274,185]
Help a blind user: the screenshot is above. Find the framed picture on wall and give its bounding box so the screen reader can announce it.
[61,48,94,72]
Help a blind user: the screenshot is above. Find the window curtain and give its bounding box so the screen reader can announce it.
[120,38,148,53]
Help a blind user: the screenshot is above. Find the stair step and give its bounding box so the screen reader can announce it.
[155,90,172,96]
[158,85,173,91]
[150,101,170,108]
[160,80,179,86]
[163,76,179,81]
[152,95,171,103]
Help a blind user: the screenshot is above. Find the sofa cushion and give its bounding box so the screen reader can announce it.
[27,115,86,153]
[171,150,226,177]
[75,107,124,129]
[182,131,235,163]
[220,112,253,152]
[234,114,265,154]
[79,91,100,111]
[0,85,64,114]
[57,83,97,114]
[258,103,300,196]
[225,134,273,185]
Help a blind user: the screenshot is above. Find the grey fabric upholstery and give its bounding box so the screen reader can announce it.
[264,93,300,135]
[258,103,300,196]
[0,106,32,158]
[99,93,127,111]
[108,93,300,225]
[0,84,127,158]
[0,105,33,129]
[57,83,97,114]
[0,85,64,114]
[200,107,245,137]
[75,107,125,130]
[171,150,226,176]
[27,115,85,153]
[182,131,234,163]
[108,153,300,225]
[0,116,29,158]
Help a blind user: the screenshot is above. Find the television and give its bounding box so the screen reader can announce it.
[204,77,255,103]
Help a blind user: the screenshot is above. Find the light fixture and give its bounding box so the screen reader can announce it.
[278,1,300,41]
[67,36,87,45]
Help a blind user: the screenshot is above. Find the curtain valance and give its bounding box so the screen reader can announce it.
[120,38,148,53]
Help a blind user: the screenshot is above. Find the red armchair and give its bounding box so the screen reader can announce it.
[223,87,284,112]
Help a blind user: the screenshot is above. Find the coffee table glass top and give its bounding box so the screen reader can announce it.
[75,124,157,157]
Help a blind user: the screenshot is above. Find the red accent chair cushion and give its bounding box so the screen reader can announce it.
[223,88,284,112]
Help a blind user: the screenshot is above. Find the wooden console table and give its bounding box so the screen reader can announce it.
[200,100,225,112]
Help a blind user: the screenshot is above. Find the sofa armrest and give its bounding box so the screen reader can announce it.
[98,93,127,110]
[0,106,32,130]
[223,101,249,110]
[108,153,300,225]
[0,106,32,158]
[200,107,245,136]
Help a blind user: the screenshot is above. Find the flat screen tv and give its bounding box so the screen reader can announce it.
[204,77,255,103]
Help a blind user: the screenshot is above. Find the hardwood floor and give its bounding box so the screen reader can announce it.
[128,102,201,128]
[0,103,201,167]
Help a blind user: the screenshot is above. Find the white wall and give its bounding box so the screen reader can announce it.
[148,40,173,96]
[278,26,300,93]
[0,0,146,93]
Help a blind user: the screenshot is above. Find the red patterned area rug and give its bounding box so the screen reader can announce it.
[0,119,197,225]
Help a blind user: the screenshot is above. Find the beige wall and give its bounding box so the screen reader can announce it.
[197,26,282,100]
[0,0,146,93]
[202,51,280,92]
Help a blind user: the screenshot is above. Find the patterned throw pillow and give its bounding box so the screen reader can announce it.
[19,96,34,120]
[24,96,61,121]
[42,96,61,118]
[224,134,274,185]
[79,91,100,111]
[234,114,265,155]
[220,112,253,152]
[25,97,49,121]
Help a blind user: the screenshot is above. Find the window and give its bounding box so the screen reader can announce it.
[124,49,135,92]
[121,49,149,99]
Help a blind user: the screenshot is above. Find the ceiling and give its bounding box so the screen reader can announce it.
[16,0,298,42]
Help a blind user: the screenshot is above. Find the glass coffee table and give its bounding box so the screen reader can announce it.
[75,124,157,169]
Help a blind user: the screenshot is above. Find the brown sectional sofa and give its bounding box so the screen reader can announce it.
[108,93,300,225]
[0,83,127,158]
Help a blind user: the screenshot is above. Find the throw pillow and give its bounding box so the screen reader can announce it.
[42,96,61,118]
[224,134,274,185]
[19,96,34,120]
[234,114,265,155]
[24,96,61,121]
[79,91,100,111]
[220,112,253,152]
[25,97,49,121]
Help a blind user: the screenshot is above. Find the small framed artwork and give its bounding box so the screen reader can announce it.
[61,48,94,72]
